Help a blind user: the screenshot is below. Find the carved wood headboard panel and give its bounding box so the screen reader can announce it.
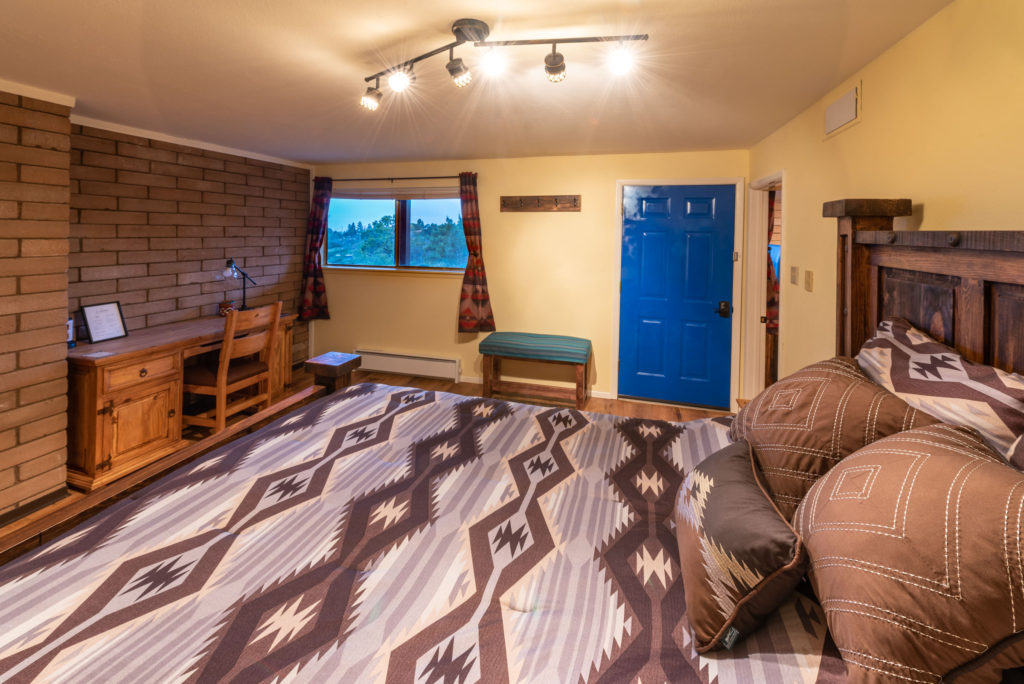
[825,199,1024,374]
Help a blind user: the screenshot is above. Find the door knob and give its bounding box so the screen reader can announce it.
[716,301,732,318]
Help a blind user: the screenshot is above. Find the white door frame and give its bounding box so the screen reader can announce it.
[740,171,785,401]
[611,177,746,411]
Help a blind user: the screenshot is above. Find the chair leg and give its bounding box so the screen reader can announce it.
[261,377,272,410]
[216,387,227,433]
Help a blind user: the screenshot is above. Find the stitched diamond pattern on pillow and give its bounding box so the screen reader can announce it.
[857,317,1024,467]
[730,357,938,520]
[794,424,1024,682]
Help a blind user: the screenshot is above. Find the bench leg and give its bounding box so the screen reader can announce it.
[483,355,494,398]
[575,362,587,409]
[316,374,339,394]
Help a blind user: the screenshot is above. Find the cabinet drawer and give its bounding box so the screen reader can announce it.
[103,353,179,392]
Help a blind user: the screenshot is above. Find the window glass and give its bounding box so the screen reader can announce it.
[406,198,467,268]
[326,198,395,267]
[325,196,466,269]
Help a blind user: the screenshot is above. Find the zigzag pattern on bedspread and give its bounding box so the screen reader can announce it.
[0,383,844,683]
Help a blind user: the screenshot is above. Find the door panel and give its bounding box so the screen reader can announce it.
[640,233,670,299]
[618,184,734,408]
[636,319,666,376]
[680,323,709,380]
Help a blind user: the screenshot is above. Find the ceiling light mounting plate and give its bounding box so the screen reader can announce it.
[452,18,490,43]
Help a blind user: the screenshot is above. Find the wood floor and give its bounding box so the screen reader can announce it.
[347,369,730,422]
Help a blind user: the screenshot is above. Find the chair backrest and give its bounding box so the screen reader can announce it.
[217,301,282,378]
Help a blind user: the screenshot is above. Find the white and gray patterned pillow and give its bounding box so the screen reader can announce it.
[856,317,1024,469]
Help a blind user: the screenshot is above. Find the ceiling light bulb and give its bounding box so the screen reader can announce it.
[544,51,566,83]
[480,50,505,77]
[360,86,382,111]
[388,70,412,92]
[608,47,633,75]
[446,57,472,88]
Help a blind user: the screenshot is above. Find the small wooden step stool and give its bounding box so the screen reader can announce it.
[305,352,361,394]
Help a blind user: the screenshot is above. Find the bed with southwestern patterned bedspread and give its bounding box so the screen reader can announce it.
[0,384,844,683]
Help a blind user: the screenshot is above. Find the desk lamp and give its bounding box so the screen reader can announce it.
[223,259,258,310]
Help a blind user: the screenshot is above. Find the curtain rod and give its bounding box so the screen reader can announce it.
[331,175,460,182]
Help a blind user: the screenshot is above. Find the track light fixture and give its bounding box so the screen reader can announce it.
[358,18,647,111]
[446,48,472,87]
[387,69,414,92]
[360,78,382,110]
[544,46,566,83]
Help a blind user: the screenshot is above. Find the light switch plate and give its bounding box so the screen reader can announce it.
[790,266,799,285]
[804,270,814,292]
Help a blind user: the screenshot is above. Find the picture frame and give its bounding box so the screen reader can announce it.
[81,301,128,344]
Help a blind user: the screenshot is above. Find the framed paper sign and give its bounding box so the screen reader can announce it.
[81,302,128,343]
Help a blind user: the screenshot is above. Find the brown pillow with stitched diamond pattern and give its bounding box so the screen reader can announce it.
[730,356,938,519]
[795,423,1024,681]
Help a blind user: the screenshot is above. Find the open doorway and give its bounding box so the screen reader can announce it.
[765,187,782,385]
[741,173,784,400]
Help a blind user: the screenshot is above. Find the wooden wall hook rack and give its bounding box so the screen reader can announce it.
[500,195,581,212]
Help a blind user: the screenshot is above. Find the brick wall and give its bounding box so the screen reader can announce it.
[0,90,71,517]
[68,126,311,361]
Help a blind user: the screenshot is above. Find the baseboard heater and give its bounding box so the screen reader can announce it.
[353,349,461,382]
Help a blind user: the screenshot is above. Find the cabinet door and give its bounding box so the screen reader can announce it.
[99,380,182,473]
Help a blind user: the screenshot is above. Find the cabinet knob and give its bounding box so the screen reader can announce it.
[139,367,148,377]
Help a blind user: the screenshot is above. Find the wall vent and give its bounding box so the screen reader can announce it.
[825,84,859,135]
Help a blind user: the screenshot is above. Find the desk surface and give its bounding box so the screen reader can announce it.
[68,314,297,367]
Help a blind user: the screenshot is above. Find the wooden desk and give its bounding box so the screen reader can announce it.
[67,314,295,491]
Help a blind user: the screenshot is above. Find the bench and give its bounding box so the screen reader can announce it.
[304,352,361,394]
[479,332,591,409]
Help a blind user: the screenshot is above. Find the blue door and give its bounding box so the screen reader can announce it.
[618,185,734,408]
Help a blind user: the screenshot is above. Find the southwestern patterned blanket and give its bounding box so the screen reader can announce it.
[0,384,844,682]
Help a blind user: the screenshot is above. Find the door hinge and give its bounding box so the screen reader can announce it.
[733,251,739,262]
[97,400,114,416]
[98,454,112,471]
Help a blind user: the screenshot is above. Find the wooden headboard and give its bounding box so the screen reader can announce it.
[825,198,1024,373]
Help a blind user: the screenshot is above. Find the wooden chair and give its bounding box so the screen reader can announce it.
[182,301,282,434]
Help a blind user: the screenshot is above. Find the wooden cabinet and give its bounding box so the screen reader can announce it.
[68,315,295,492]
[68,354,185,491]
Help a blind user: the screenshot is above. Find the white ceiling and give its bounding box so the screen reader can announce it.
[0,0,952,165]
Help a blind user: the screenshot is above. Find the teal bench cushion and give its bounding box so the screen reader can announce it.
[479,332,592,365]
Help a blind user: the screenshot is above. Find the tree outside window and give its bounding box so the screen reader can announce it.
[325,197,467,269]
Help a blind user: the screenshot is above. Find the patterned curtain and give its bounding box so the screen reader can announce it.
[298,176,331,320]
[458,172,496,332]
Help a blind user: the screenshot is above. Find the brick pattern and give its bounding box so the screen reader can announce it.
[0,90,71,515]
[68,126,311,362]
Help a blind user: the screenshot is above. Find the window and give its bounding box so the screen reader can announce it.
[325,196,467,269]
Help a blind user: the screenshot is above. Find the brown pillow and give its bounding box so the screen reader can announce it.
[730,356,938,519]
[857,316,1024,467]
[674,439,807,652]
[795,424,1024,682]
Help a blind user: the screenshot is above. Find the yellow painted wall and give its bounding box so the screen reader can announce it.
[750,0,1024,375]
[312,151,748,395]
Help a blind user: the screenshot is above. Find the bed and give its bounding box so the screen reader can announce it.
[1,199,1023,682]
